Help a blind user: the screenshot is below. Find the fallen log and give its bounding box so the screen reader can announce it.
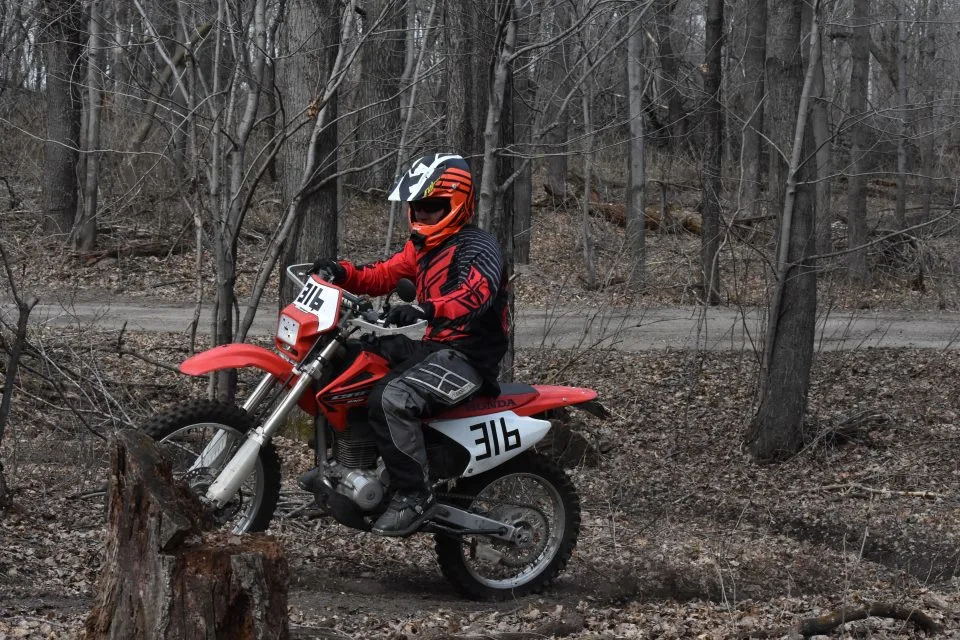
[540,184,700,233]
[587,201,701,235]
[739,601,943,638]
[85,430,289,640]
[77,240,192,265]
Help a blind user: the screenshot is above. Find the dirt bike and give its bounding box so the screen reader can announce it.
[142,264,607,599]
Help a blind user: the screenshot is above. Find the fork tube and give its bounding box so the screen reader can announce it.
[242,372,277,413]
[205,371,316,507]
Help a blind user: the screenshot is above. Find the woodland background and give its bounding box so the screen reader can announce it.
[2,0,960,637]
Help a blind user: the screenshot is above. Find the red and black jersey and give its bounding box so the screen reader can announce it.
[339,225,509,381]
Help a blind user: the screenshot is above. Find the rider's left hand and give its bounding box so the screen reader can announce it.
[310,258,346,283]
[385,303,434,327]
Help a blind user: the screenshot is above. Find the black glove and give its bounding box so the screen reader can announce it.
[385,302,434,327]
[309,258,346,283]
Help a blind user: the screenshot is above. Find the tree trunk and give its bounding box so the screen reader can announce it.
[446,1,482,170]
[84,430,289,640]
[0,241,38,509]
[748,0,819,463]
[807,0,832,255]
[894,3,908,230]
[846,0,869,284]
[579,38,597,290]
[652,0,685,147]
[740,0,766,219]
[626,10,646,287]
[385,0,439,256]
[477,1,517,230]
[214,239,238,400]
[77,0,103,253]
[701,0,723,304]
[511,1,534,266]
[765,0,803,208]
[540,8,571,200]
[40,0,84,237]
[279,0,340,307]
[918,0,940,222]
[354,0,405,190]
[498,8,516,382]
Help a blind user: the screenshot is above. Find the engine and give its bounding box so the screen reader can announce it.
[329,428,386,511]
[332,424,379,468]
[335,468,384,511]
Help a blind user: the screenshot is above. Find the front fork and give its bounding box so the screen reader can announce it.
[203,341,339,508]
[185,373,277,475]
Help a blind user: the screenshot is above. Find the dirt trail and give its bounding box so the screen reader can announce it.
[6,296,960,350]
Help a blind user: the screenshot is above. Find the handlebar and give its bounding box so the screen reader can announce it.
[285,263,426,337]
[285,263,366,310]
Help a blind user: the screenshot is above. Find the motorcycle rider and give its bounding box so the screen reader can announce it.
[310,153,509,536]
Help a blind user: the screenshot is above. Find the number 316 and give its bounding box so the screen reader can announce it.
[471,418,522,460]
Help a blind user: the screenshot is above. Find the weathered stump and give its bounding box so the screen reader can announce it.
[85,430,289,640]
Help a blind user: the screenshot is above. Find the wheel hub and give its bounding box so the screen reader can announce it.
[183,468,243,525]
[489,506,549,568]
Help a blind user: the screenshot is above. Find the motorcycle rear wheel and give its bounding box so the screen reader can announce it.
[141,399,281,533]
[434,452,580,600]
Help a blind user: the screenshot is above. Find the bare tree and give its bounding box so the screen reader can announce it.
[626,7,646,286]
[237,0,369,340]
[539,6,572,199]
[353,0,405,190]
[576,6,598,289]
[39,0,84,237]
[278,0,341,306]
[75,0,104,252]
[894,2,908,230]
[700,0,723,304]
[738,0,766,219]
[0,241,38,509]
[807,0,833,255]
[477,0,518,230]
[747,0,821,462]
[510,0,537,266]
[201,0,272,399]
[384,0,439,255]
[445,1,483,166]
[652,0,686,146]
[845,0,869,283]
[917,0,941,223]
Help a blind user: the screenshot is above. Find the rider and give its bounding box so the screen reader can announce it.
[311,153,509,536]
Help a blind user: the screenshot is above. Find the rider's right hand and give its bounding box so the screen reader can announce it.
[310,258,346,284]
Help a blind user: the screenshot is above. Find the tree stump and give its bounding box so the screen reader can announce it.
[85,430,289,640]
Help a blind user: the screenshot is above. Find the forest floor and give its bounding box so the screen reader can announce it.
[3,342,960,639]
[2,192,960,638]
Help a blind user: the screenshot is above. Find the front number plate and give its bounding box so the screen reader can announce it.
[292,277,341,331]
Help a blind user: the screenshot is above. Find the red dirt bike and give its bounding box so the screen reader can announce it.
[143,264,607,599]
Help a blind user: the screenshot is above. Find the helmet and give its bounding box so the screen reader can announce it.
[388,153,475,250]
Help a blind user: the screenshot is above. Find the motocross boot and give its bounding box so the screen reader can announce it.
[372,488,435,536]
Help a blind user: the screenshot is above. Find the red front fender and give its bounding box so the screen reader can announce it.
[180,344,318,415]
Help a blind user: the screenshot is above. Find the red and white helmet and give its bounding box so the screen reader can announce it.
[388,153,475,250]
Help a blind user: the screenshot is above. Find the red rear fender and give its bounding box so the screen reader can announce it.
[513,385,600,417]
[180,344,317,415]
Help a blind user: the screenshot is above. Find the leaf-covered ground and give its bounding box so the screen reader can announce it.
[3,183,960,637]
[2,335,959,639]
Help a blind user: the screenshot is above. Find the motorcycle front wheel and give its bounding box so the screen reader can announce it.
[435,452,581,600]
[141,399,281,533]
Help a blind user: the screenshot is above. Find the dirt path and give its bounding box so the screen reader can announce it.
[7,297,960,350]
